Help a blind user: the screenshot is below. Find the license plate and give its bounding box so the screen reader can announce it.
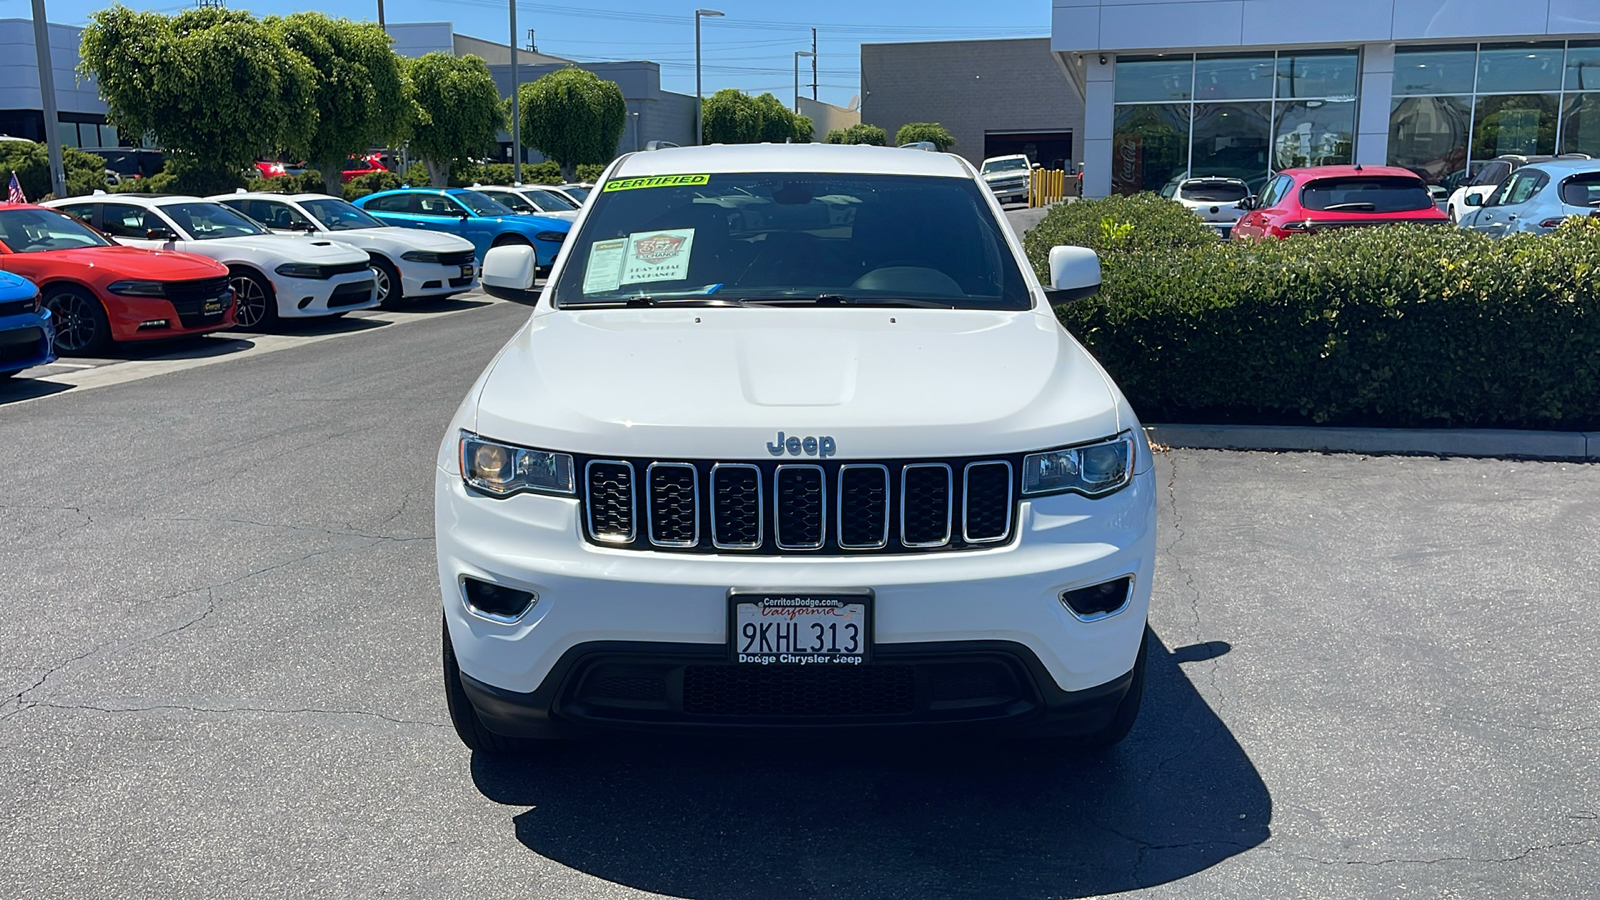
[202,298,226,315]
[729,593,871,665]
[460,264,474,277]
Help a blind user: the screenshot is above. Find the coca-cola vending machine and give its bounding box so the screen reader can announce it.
[1111,134,1144,195]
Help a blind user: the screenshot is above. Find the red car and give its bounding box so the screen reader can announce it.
[256,154,388,183]
[0,204,235,355]
[1231,165,1448,240]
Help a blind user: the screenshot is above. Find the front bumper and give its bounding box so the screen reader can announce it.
[458,638,1136,738]
[270,272,379,318]
[0,309,55,374]
[397,260,477,298]
[987,181,1029,203]
[436,463,1157,715]
[102,294,235,343]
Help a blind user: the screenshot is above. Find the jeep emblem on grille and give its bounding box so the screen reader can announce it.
[766,432,836,459]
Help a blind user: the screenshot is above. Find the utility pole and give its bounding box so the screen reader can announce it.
[377,0,385,31]
[811,28,818,101]
[509,0,520,183]
[31,0,65,198]
[694,9,724,146]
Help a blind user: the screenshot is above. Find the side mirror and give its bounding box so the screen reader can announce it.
[1463,193,1483,207]
[1237,196,1257,211]
[1045,245,1101,304]
[146,228,177,241]
[289,220,317,232]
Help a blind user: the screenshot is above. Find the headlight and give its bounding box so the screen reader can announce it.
[534,231,567,243]
[401,251,441,264]
[30,292,42,312]
[1022,432,1136,498]
[274,263,325,279]
[106,280,167,297]
[460,432,575,497]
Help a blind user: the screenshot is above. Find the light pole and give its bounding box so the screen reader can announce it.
[793,50,815,113]
[694,9,723,146]
[30,0,65,198]
[510,0,521,184]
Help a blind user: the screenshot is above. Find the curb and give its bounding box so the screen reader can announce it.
[1144,423,1600,461]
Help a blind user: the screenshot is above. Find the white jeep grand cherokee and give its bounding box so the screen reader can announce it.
[436,144,1156,753]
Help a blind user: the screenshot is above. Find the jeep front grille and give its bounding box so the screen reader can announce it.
[582,455,1018,555]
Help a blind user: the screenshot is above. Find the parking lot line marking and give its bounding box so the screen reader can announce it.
[5,294,511,406]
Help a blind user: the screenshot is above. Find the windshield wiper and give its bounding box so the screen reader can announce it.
[1321,202,1379,212]
[562,284,741,308]
[744,295,957,308]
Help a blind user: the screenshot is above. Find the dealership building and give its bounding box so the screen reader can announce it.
[1051,0,1600,197]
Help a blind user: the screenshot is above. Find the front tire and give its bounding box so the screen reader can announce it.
[370,257,403,308]
[228,268,278,330]
[43,286,111,355]
[442,617,532,756]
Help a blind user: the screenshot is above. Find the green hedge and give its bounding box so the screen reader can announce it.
[0,141,116,200]
[342,170,403,200]
[1024,196,1600,430]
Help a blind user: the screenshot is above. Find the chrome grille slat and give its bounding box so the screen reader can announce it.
[900,463,954,548]
[774,465,826,550]
[962,461,1014,544]
[711,464,763,549]
[837,465,890,549]
[646,462,699,547]
[584,460,636,543]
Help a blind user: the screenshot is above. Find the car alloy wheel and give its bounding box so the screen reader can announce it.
[230,273,271,328]
[371,264,393,304]
[44,288,108,355]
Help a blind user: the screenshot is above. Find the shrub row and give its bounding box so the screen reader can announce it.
[1024,196,1600,430]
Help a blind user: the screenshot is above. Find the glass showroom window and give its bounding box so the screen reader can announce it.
[1391,41,1596,190]
[1113,50,1356,195]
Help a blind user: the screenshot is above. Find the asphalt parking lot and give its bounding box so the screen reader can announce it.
[2,252,1597,897]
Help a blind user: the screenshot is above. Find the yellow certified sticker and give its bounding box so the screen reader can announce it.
[602,174,711,192]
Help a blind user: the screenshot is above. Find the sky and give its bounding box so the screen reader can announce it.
[4,0,1049,108]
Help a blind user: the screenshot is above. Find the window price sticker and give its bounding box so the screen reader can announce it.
[581,228,696,293]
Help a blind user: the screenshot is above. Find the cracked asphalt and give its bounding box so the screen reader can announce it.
[2,287,1598,898]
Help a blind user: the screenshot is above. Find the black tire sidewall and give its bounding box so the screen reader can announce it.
[229,269,278,330]
[372,258,403,308]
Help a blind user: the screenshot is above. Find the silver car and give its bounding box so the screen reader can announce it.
[1457,159,1600,237]
[1162,175,1249,237]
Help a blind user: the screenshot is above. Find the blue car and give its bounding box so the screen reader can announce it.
[0,270,54,379]
[353,188,570,270]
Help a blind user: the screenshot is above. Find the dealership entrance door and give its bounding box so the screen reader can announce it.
[984,130,1073,169]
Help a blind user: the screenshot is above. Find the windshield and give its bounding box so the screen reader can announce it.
[1300,177,1435,213]
[300,197,385,231]
[0,207,114,252]
[453,191,515,217]
[527,189,577,211]
[552,172,1031,310]
[486,191,536,213]
[982,158,1029,174]
[561,186,590,201]
[1180,181,1248,202]
[161,202,267,239]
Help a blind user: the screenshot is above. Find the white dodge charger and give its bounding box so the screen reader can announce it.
[46,194,378,328]
[438,144,1156,754]
[214,192,480,307]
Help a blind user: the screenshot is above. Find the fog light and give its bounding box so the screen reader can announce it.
[137,319,170,330]
[1060,577,1132,620]
[461,577,538,623]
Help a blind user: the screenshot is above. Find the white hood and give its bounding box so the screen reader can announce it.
[326,227,476,253]
[471,307,1122,460]
[204,233,370,263]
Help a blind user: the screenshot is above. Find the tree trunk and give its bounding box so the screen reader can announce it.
[425,159,450,188]
[317,158,343,196]
[559,160,577,183]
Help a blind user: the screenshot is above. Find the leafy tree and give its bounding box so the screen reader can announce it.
[793,115,814,144]
[269,13,407,186]
[576,163,606,181]
[701,89,761,144]
[825,123,888,146]
[753,93,798,143]
[519,68,626,182]
[895,122,956,151]
[79,7,317,193]
[405,53,506,187]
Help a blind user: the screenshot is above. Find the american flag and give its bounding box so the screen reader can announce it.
[5,171,23,204]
